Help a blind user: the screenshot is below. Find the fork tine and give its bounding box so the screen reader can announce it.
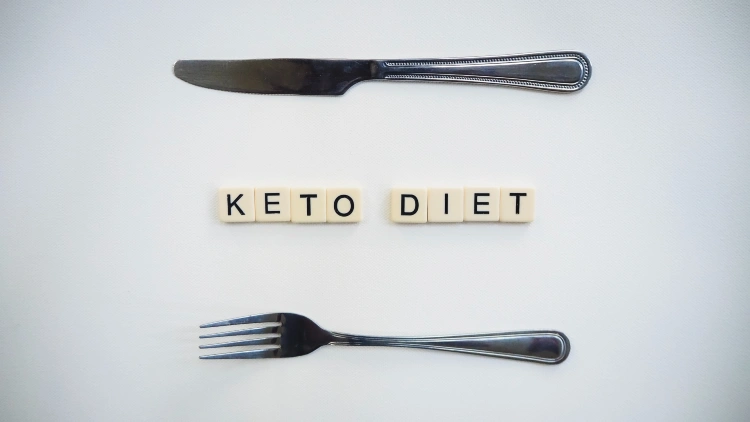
[199,335,279,349]
[200,313,281,328]
[199,347,280,359]
[199,325,280,339]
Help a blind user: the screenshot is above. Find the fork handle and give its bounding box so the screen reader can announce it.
[328,330,570,364]
[373,52,591,92]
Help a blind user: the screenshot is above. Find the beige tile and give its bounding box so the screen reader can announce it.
[217,187,255,222]
[427,187,464,222]
[291,187,326,223]
[254,187,291,222]
[499,187,535,223]
[326,187,362,223]
[391,188,428,223]
[463,187,500,222]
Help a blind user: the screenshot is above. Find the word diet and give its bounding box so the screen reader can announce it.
[218,187,535,223]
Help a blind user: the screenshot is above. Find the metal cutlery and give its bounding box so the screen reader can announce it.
[174,51,591,95]
[198,312,570,364]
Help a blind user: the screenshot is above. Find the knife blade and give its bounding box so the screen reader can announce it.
[173,51,590,95]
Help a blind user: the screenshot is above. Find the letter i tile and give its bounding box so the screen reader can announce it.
[427,187,463,222]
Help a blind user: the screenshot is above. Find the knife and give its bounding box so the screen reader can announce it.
[173,51,591,95]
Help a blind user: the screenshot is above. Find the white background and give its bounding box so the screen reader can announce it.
[1,1,749,420]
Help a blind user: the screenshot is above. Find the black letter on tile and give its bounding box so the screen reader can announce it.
[474,193,490,214]
[227,194,245,216]
[444,193,449,214]
[401,194,419,216]
[509,192,527,214]
[300,194,317,216]
[334,195,354,217]
[265,193,280,214]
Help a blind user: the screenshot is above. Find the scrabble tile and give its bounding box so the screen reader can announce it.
[391,188,427,223]
[254,187,291,222]
[427,187,464,223]
[463,187,500,222]
[217,187,255,222]
[499,187,536,223]
[326,187,362,223]
[291,188,327,223]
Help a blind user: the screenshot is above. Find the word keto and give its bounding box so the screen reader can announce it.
[391,187,535,223]
[218,187,362,223]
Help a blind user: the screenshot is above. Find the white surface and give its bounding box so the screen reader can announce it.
[1,1,749,420]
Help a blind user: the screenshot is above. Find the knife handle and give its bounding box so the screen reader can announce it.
[374,52,590,92]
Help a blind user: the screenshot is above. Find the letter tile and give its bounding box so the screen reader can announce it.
[391,188,427,223]
[291,187,326,223]
[218,187,255,222]
[427,187,463,223]
[499,187,535,223]
[326,187,362,223]
[254,187,291,222]
[463,187,500,222]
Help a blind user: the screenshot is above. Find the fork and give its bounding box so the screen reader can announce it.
[198,313,570,364]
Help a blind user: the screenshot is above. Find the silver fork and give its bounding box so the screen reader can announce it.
[198,313,570,364]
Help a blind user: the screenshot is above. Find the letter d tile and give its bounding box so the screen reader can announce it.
[391,188,427,223]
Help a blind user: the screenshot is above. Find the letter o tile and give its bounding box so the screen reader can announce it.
[326,187,362,223]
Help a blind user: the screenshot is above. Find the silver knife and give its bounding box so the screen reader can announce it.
[173,51,591,95]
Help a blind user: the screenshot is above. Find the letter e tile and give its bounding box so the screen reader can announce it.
[255,187,291,222]
[463,187,500,222]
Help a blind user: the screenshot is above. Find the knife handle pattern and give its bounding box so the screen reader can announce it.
[375,52,590,92]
